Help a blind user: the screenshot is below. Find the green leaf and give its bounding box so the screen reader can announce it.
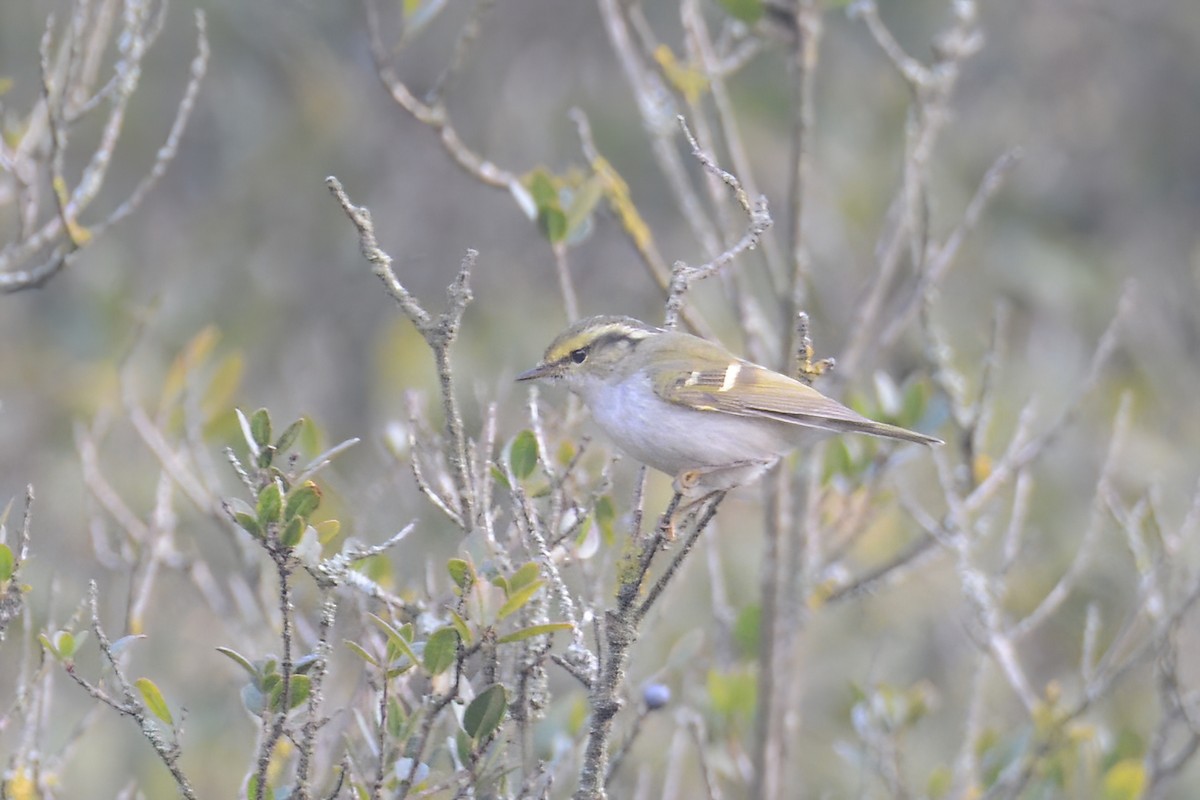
[717,0,763,23]
[274,418,305,455]
[268,674,311,711]
[246,774,274,800]
[344,640,380,668]
[901,379,929,427]
[39,633,59,659]
[595,495,616,545]
[526,169,568,243]
[528,169,558,208]
[369,613,419,667]
[447,609,473,645]
[927,765,952,799]
[315,519,341,546]
[733,604,761,658]
[0,543,13,582]
[540,207,568,243]
[216,646,259,680]
[496,580,544,621]
[136,677,174,725]
[54,631,77,660]
[423,627,460,675]
[509,430,539,480]
[235,512,262,539]
[257,483,282,526]
[509,561,541,592]
[564,175,605,241]
[202,352,244,422]
[280,516,304,548]
[1103,759,1146,800]
[497,622,573,644]
[284,481,322,522]
[707,668,757,722]
[463,684,507,741]
[490,464,510,490]
[250,408,272,449]
[447,558,473,591]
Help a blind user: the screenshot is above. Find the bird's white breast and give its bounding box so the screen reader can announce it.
[575,371,791,477]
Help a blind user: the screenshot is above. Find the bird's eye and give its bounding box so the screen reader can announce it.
[570,348,588,364]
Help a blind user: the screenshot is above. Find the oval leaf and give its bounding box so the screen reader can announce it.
[509,430,539,480]
[284,481,322,522]
[463,684,507,741]
[423,627,460,675]
[53,631,76,660]
[280,516,304,548]
[268,674,311,711]
[256,483,282,526]
[136,677,174,725]
[250,408,272,449]
[235,512,262,539]
[447,558,473,590]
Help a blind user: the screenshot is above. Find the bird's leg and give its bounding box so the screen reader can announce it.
[794,311,836,385]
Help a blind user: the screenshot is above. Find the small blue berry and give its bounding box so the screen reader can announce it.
[642,682,671,710]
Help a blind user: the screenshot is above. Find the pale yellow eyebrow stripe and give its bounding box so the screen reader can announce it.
[719,363,740,392]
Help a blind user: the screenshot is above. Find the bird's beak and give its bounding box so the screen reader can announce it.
[516,362,556,382]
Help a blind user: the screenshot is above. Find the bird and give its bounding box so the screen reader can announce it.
[516,315,941,499]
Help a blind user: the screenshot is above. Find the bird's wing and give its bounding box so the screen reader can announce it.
[653,356,941,446]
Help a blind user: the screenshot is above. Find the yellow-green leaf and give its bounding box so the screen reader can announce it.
[447,558,473,590]
[496,579,544,621]
[202,351,244,421]
[564,175,605,241]
[717,0,763,23]
[53,631,76,660]
[1103,759,1146,800]
[136,677,174,725]
[161,326,220,416]
[315,519,341,546]
[247,774,274,800]
[509,561,541,592]
[447,609,473,645]
[497,622,573,644]
[0,543,13,582]
[653,45,709,105]
[345,640,380,667]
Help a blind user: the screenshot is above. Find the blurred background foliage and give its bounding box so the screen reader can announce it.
[3,0,1200,797]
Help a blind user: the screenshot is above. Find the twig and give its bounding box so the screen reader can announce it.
[326,177,478,530]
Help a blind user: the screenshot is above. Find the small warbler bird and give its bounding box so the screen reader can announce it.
[517,315,941,496]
